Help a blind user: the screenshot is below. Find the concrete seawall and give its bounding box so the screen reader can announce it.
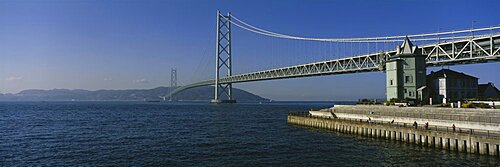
[288,114,500,156]
[333,112,500,131]
[331,105,500,131]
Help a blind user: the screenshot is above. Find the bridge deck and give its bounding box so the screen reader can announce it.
[168,34,500,97]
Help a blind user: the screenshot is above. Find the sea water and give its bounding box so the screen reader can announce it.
[0,101,498,166]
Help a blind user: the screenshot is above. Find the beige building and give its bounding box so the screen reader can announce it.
[427,69,478,104]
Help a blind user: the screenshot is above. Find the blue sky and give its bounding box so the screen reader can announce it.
[0,0,499,101]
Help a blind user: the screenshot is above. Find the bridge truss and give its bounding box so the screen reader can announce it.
[219,34,500,84]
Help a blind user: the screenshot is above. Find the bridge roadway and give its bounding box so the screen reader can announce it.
[168,34,500,97]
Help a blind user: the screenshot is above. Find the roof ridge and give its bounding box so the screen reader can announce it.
[428,69,478,79]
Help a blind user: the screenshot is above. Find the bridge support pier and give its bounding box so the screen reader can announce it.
[212,10,236,104]
[170,68,177,101]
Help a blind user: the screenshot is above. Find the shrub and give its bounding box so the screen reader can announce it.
[384,100,390,106]
[461,102,492,108]
[440,103,450,107]
[475,103,490,108]
[461,101,473,108]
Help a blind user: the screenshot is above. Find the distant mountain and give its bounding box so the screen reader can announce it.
[0,86,269,102]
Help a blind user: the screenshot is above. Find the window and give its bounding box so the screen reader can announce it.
[404,89,407,93]
[405,76,412,83]
[390,80,393,85]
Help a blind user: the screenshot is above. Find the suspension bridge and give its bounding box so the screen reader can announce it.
[166,11,500,103]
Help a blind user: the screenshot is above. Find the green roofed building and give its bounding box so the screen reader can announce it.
[385,37,427,103]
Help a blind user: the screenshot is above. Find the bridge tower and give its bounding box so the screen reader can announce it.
[170,68,177,101]
[386,37,427,104]
[211,10,236,103]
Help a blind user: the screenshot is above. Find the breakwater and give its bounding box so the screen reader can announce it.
[288,113,500,156]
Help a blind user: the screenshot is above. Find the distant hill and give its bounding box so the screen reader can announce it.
[0,86,269,102]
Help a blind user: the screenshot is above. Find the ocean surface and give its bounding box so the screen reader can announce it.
[0,101,499,166]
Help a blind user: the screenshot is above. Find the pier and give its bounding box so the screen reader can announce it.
[288,112,500,156]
